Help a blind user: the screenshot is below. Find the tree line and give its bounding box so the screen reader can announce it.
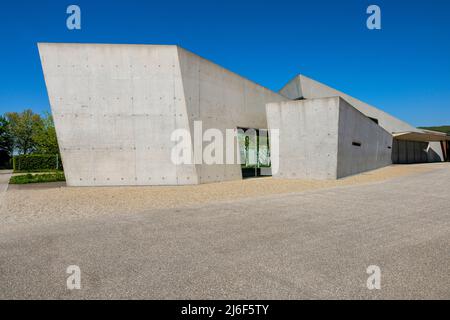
[0,109,60,168]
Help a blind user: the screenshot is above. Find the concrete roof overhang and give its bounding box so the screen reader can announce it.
[393,131,450,142]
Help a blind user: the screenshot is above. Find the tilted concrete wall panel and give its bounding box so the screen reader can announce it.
[39,43,286,186]
[38,43,198,186]
[266,97,340,180]
[177,47,287,184]
[427,141,444,162]
[336,99,393,178]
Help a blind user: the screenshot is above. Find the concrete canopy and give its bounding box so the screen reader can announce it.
[393,131,450,142]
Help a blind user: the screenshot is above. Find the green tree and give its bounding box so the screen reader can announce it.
[33,112,60,155]
[6,109,43,155]
[0,115,13,156]
[0,116,13,168]
[419,126,450,135]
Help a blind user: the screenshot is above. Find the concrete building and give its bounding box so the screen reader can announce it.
[266,97,393,180]
[268,75,449,179]
[38,43,449,186]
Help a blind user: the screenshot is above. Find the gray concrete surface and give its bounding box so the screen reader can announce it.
[266,97,393,179]
[38,43,286,187]
[0,166,449,299]
[266,97,340,180]
[177,47,286,184]
[336,98,392,178]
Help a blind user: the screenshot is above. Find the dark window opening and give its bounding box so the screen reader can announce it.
[237,127,271,178]
[352,142,362,147]
[368,117,379,124]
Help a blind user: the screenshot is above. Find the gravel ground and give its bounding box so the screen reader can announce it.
[0,163,449,299]
[0,163,446,233]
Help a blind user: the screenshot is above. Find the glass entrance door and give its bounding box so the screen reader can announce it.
[237,127,271,178]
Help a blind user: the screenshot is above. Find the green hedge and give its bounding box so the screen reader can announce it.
[13,154,62,172]
[9,172,66,184]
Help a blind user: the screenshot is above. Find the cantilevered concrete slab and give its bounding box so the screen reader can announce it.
[393,131,450,142]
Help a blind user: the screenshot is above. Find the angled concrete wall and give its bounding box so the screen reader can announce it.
[38,43,194,186]
[177,47,286,184]
[38,43,286,186]
[336,99,393,178]
[266,97,341,180]
[428,141,445,162]
[266,97,392,180]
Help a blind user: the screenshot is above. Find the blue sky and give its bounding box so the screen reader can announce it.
[0,0,449,126]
